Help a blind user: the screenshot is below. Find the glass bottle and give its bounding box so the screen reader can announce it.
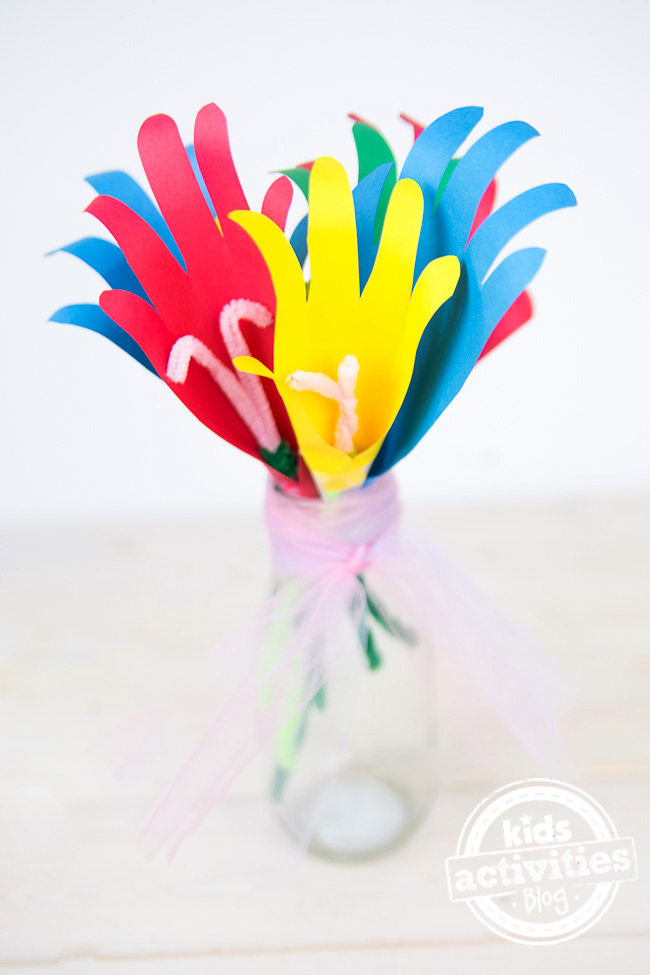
[263,475,438,863]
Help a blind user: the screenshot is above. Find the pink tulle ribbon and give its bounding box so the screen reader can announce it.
[122,474,571,861]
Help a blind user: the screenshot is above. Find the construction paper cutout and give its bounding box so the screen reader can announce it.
[352,162,394,291]
[275,111,546,480]
[231,158,460,494]
[396,114,497,241]
[363,112,575,475]
[373,247,546,475]
[469,178,497,239]
[433,157,459,210]
[184,144,217,219]
[49,303,156,373]
[278,166,311,201]
[479,290,532,359]
[280,165,314,267]
[137,114,228,272]
[466,183,577,282]
[87,196,189,318]
[400,107,483,277]
[193,103,249,223]
[433,158,498,229]
[400,106,485,199]
[479,248,545,327]
[80,106,315,495]
[354,114,530,357]
[351,120,395,181]
[289,214,309,267]
[53,237,149,299]
[307,159,360,331]
[436,121,540,258]
[350,120,396,245]
[86,143,223,249]
[405,139,516,347]
[399,113,425,140]
[89,205,288,457]
[101,288,260,458]
[347,112,373,126]
[85,171,184,267]
[364,115,530,357]
[261,176,293,231]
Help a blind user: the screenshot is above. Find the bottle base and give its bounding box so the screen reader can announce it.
[275,763,434,863]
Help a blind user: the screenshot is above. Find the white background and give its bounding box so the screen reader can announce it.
[1,0,648,524]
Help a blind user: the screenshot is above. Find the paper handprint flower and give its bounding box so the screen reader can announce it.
[231,157,460,494]
[276,109,575,482]
[284,112,532,362]
[356,108,577,474]
[52,103,574,499]
[51,104,317,496]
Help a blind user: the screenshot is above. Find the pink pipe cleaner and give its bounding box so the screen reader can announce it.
[287,354,359,453]
[219,299,281,453]
[166,330,279,453]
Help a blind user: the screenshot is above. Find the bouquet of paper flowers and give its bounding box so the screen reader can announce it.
[52,104,575,861]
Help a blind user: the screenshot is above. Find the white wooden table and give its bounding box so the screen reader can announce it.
[1,494,648,973]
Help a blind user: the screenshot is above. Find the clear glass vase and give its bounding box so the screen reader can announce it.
[263,477,438,863]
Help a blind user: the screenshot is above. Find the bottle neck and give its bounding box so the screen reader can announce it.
[264,473,401,578]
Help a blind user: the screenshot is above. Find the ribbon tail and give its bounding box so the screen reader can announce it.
[377,534,576,778]
[137,571,365,861]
